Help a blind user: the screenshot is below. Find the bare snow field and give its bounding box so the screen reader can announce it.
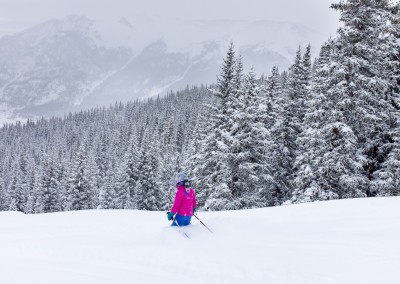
[1,197,399,284]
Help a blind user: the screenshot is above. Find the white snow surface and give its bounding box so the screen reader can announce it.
[0,197,399,284]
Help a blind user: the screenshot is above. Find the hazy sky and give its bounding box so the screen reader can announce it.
[0,0,340,36]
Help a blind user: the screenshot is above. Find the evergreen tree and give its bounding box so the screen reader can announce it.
[292,0,399,202]
[264,66,294,205]
[99,174,116,209]
[330,0,397,196]
[0,176,5,211]
[196,44,238,210]
[286,46,305,134]
[183,106,212,205]
[369,0,400,196]
[135,129,164,211]
[293,40,339,203]
[39,155,61,213]
[302,44,312,90]
[69,146,91,211]
[229,67,271,208]
[7,161,25,212]
[24,167,36,214]
[7,173,19,211]
[276,47,312,204]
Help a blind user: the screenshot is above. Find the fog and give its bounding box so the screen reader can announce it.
[0,0,340,36]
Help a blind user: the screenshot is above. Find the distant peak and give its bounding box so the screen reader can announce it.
[64,14,91,22]
[119,17,135,31]
[146,39,168,51]
[61,14,94,30]
[25,14,95,36]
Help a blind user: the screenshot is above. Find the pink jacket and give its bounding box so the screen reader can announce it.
[170,185,197,216]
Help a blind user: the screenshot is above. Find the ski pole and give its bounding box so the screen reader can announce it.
[167,212,190,238]
[193,214,213,233]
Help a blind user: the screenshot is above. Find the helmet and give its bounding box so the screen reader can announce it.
[176,172,188,186]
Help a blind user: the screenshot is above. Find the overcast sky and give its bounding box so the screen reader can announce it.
[0,0,340,36]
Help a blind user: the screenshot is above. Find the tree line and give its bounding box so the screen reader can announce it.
[1,0,399,213]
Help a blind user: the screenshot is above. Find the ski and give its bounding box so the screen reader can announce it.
[172,218,190,239]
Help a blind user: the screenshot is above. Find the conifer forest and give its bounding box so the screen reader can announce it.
[1,0,399,213]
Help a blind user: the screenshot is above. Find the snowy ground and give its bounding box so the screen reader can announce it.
[0,197,399,284]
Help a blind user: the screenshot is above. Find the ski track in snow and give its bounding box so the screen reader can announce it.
[0,197,399,284]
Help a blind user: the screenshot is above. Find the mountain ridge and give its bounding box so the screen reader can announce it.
[0,15,327,123]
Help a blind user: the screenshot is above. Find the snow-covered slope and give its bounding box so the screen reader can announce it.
[0,197,399,284]
[0,15,327,123]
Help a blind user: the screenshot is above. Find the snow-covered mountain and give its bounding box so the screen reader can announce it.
[0,16,132,118]
[0,197,399,284]
[0,15,327,121]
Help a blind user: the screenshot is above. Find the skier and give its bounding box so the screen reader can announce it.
[167,172,196,226]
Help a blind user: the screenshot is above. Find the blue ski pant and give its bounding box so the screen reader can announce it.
[171,214,192,226]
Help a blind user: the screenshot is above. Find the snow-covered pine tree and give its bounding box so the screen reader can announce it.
[99,174,116,209]
[263,66,293,205]
[158,107,180,206]
[7,160,24,212]
[7,177,19,212]
[274,47,313,204]
[85,148,100,209]
[17,148,30,211]
[184,103,214,204]
[0,85,214,213]
[369,0,400,196]
[69,146,91,211]
[292,0,399,203]
[125,131,141,209]
[233,53,244,94]
[95,133,110,187]
[115,114,128,204]
[330,0,397,197]
[285,46,306,135]
[292,40,338,203]
[224,55,247,209]
[0,176,5,211]
[229,67,271,208]
[115,156,133,210]
[39,154,62,213]
[280,71,289,90]
[302,44,312,90]
[33,162,45,214]
[24,167,36,214]
[290,40,325,199]
[135,124,164,211]
[196,43,238,210]
[56,158,69,211]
